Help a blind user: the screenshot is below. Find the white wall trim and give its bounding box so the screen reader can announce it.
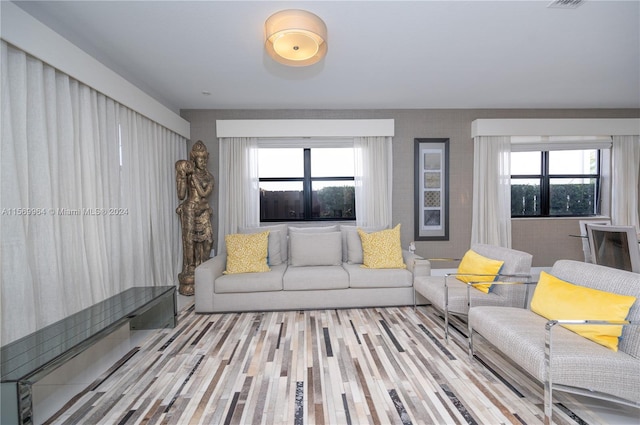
[471,118,640,138]
[1,1,190,139]
[216,119,395,138]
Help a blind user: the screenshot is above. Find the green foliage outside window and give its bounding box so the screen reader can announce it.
[316,186,355,218]
[512,183,597,216]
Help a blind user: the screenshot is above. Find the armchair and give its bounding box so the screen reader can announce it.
[578,219,610,263]
[586,224,640,273]
[468,260,640,425]
[413,244,533,341]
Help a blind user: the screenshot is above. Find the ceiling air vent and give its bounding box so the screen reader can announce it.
[547,0,584,8]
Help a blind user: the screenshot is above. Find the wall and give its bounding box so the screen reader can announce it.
[512,218,586,265]
[180,108,639,268]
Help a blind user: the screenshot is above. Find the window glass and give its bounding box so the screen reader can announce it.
[311,181,355,219]
[510,149,600,217]
[259,181,304,220]
[511,178,541,216]
[311,148,354,177]
[549,150,597,174]
[258,147,355,221]
[511,151,541,175]
[549,177,597,216]
[258,148,303,178]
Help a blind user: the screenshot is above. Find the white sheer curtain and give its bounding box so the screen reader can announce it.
[611,135,640,231]
[119,109,186,286]
[354,136,393,228]
[217,137,260,254]
[1,42,186,344]
[471,136,512,247]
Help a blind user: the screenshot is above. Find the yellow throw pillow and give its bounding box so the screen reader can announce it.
[357,224,406,269]
[223,231,271,274]
[530,271,637,351]
[456,250,504,293]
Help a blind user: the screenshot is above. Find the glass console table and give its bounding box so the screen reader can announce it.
[1,285,176,425]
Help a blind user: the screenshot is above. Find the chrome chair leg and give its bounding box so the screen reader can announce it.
[468,321,475,360]
[413,287,416,311]
[544,321,556,425]
[444,309,450,343]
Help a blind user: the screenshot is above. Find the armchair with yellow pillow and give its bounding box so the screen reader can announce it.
[468,260,640,425]
[413,244,533,341]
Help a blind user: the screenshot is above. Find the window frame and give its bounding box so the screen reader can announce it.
[259,147,356,222]
[511,149,602,218]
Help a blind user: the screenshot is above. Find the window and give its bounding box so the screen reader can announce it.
[511,149,600,217]
[259,147,355,221]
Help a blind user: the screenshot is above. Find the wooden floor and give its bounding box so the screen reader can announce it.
[45,305,620,424]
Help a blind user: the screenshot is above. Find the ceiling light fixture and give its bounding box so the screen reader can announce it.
[264,9,328,67]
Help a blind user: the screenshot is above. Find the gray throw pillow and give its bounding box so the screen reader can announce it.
[289,231,342,267]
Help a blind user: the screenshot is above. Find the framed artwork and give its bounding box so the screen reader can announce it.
[414,138,449,241]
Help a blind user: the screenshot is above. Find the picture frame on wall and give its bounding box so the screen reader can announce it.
[414,138,449,241]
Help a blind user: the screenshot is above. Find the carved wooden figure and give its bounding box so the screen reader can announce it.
[176,141,214,295]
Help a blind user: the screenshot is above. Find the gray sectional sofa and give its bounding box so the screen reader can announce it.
[194,224,424,313]
[468,260,640,424]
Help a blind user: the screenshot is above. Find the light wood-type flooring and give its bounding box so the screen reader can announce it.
[44,304,633,424]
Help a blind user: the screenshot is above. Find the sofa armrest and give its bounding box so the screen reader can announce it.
[542,318,639,423]
[446,272,531,281]
[194,255,226,312]
[403,250,423,274]
[197,255,227,281]
[455,277,536,308]
[550,319,637,326]
[414,257,462,279]
[412,258,432,277]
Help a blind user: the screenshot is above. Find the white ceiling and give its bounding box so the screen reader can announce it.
[12,0,640,113]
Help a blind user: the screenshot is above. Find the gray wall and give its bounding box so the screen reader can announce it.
[180,108,639,267]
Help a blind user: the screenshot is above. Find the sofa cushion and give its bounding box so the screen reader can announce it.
[340,225,353,262]
[414,275,512,314]
[288,225,339,265]
[223,231,271,274]
[289,225,339,233]
[457,249,504,294]
[289,231,342,267]
[215,263,285,293]
[283,265,349,290]
[357,224,406,269]
[240,224,288,264]
[343,263,412,288]
[531,271,636,351]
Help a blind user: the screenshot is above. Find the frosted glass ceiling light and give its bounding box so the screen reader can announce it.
[265,9,327,66]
